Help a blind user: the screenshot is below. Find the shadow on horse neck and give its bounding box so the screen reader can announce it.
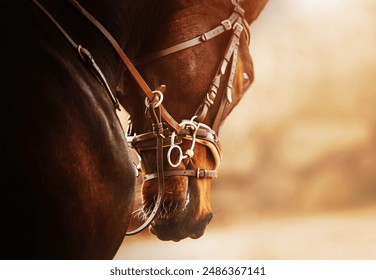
[0,0,144,260]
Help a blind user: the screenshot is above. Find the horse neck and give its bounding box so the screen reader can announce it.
[78,0,173,59]
[67,0,177,93]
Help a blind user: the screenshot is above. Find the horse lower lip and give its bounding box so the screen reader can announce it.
[150,225,182,241]
[190,233,203,239]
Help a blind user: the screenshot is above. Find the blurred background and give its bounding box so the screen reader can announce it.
[115,0,376,259]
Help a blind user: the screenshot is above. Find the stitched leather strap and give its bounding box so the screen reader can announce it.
[144,169,218,181]
[133,13,238,66]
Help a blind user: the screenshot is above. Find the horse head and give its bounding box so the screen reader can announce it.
[118,0,268,241]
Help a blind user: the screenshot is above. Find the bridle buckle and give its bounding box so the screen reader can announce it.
[196,168,203,179]
[233,22,244,33]
[221,19,232,31]
[196,169,209,179]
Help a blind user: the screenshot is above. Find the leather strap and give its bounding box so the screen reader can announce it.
[134,13,238,66]
[144,169,218,181]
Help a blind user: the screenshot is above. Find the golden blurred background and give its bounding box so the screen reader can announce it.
[115,0,376,259]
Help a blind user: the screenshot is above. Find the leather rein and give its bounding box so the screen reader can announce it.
[31,0,249,235]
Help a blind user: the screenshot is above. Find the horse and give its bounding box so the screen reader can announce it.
[120,0,268,242]
[0,0,267,259]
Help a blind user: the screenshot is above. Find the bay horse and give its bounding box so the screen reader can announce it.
[0,0,267,259]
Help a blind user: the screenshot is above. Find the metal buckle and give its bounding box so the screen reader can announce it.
[221,19,232,31]
[233,22,244,32]
[200,34,208,42]
[196,169,208,179]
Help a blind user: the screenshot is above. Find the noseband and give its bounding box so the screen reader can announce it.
[31,0,249,235]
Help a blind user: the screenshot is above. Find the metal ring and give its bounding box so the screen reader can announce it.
[167,145,185,168]
[145,90,164,108]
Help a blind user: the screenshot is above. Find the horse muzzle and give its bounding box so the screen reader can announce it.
[150,212,213,241]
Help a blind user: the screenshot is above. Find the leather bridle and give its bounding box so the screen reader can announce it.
[31,0,250,235]
[127,1,250,180]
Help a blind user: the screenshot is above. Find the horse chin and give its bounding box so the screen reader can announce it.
[149,202,207,242]
[142,176,212,241]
